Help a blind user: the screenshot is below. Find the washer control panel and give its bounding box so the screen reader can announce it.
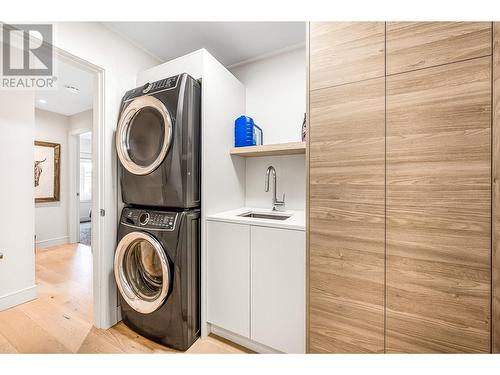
[122,208,177,230]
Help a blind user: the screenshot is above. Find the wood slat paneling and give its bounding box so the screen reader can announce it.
[386,22,492,75]
[309,77,385,353]
[493,21,500,354]
[310,22,385,90]
[386,57,492,353]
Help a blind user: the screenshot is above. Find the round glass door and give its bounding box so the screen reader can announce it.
[114,232,171,314]
[116,96,172,175]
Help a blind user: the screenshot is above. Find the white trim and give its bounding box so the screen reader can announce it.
[50,45,106,329]
[0,285,37,312]
[35,236,70,248]
[92,61,108,329]
[226,42,306,70]
[209,324,280,354]
[69,131,81,244]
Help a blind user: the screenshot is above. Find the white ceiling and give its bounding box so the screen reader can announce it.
[103,22,306,67]
[35,58,94,116]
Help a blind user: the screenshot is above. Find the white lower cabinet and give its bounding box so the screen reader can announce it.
[206,219,305,353]
[250,226,305,353]
[207,221,250,338]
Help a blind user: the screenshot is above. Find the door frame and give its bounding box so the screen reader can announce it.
[52,45,106,329]
[68,131,81,244]
[69,130,93,244]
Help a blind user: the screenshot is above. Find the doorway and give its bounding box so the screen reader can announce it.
[78,132,92,247]
[33,48,99,331]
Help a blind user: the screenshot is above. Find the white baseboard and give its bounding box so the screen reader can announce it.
[208,324,280,354]
[35,236,69,249]
[0,285,37,311]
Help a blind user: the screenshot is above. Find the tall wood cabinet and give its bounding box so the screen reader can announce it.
[308,22,498,353]
[309,22,386,353]
[386,54,491,354]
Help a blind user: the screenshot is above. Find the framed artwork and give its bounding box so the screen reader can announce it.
[34,141,61,203]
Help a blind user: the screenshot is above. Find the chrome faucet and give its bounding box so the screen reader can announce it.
[265,166,285,211]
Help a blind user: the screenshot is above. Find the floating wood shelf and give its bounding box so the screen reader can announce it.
[230,142,306,157]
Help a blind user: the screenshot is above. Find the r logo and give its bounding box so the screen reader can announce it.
[2,24,53,76]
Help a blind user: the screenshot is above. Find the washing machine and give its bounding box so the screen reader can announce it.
[116,73,201,209]
[114,206,200,351]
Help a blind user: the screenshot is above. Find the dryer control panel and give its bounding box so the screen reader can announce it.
[150,75,179,91]
[122,208,177,231]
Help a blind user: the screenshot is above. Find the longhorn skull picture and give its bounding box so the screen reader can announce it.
[34,158,46,187]
[34,141,61,203]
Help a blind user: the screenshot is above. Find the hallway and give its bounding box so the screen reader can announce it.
[0,244,248,353]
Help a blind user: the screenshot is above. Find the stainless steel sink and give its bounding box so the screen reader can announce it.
[238,212,291,221]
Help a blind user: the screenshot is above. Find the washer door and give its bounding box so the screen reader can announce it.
[116,96,173,175]
[114,231,171,314]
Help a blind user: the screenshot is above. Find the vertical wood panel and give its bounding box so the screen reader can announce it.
[309,77,385,353]
[310,22,385,90]
[386,22,492,75]
[493,22,500,354]
[386,57,491,353]
[305,22,311,354]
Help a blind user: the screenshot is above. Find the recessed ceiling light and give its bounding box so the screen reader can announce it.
[38,99,47,104]
[64,85,80,94]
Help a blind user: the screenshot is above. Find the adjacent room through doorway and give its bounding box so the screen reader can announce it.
[78,132,92,247]
[29,52,98,350]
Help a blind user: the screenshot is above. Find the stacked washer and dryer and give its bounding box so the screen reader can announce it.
[114,73,201,351]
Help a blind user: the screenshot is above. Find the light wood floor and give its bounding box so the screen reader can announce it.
[0,243,250,354]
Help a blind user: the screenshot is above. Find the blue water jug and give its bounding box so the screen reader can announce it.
[234,115,263,147]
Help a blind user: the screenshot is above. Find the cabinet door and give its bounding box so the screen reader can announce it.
[386,57,491,353]
[310,22,385,90]
[386,22,491,75]
[207,221,250,337]
[493,21,500,354]
[309,77,386,353]
[250,226,305,353]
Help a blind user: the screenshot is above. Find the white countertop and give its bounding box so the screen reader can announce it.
[206,207,305,231]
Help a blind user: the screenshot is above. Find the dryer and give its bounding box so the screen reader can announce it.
[116,73,201,209]
[114,206,200,351]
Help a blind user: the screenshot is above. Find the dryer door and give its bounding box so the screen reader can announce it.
[114,231,171,314]
[116,96,173,175]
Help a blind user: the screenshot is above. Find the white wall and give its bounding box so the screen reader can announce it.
[245,155,305,210]
[34,109,70,248]
[53,22,160,328]
[80,135,92,155]
[230,47,306,145]
[230,47,306,210]
[34,109,94,246]
[0,91,37,310]
[69,109,93,134]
